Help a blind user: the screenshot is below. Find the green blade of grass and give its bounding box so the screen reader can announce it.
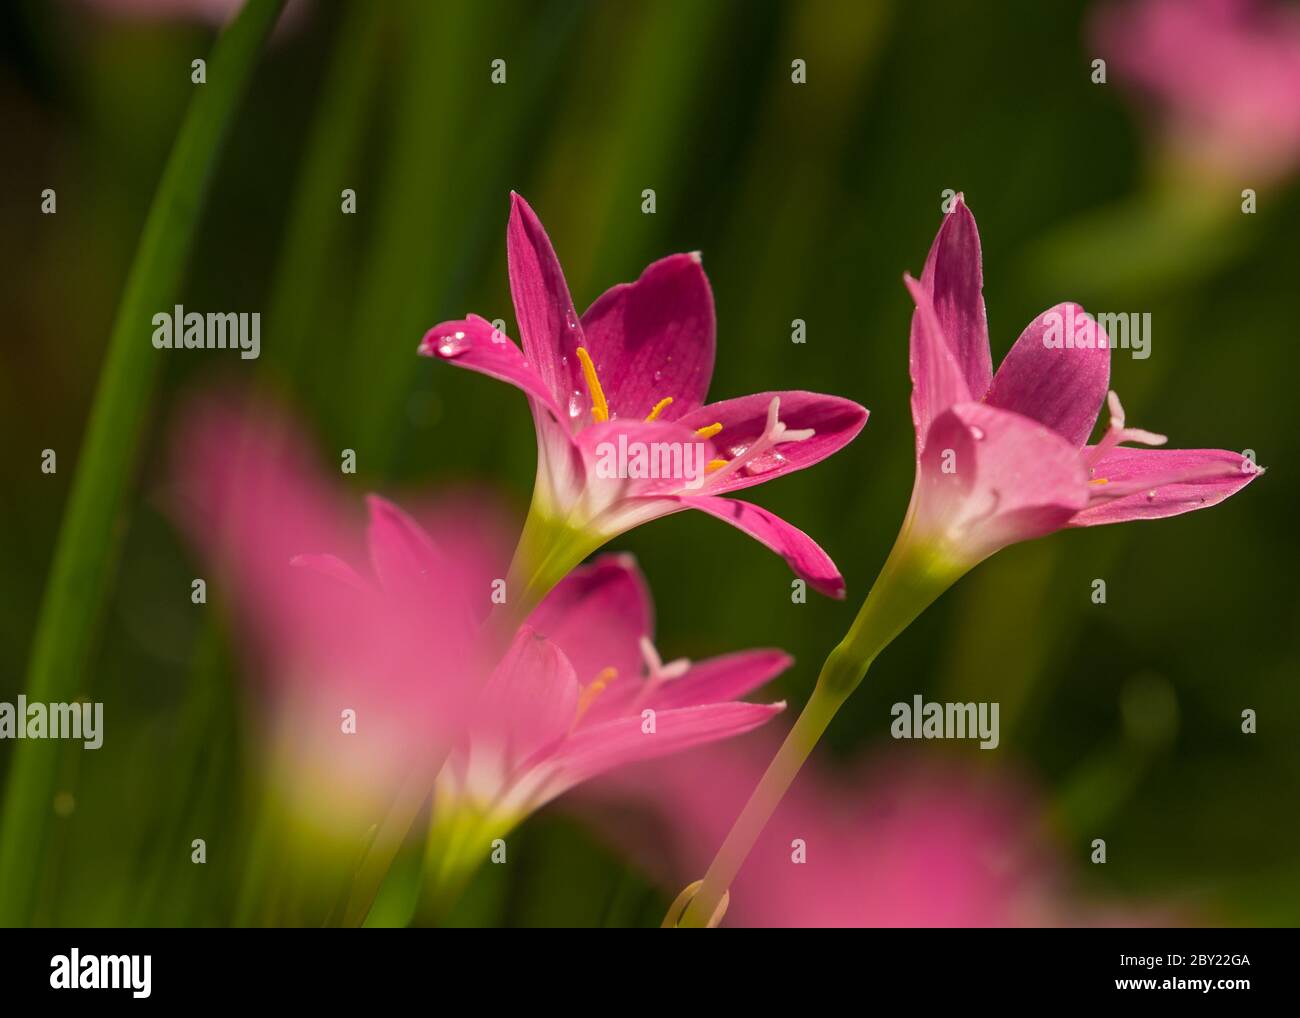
[0,0,285,926]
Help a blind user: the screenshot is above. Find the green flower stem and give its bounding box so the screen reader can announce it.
[0,0,284,927]
[677,522,967,928]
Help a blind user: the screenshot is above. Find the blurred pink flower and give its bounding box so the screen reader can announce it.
[903,195,1259,567]
[588,737,1162,927]
[1093,0,1300,182]
[173,399,787,842]
[420,193,868,600]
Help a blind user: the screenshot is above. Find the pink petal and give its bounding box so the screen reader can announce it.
[675,494,847,598]
[540,701,785,797]
[419,313,564,420]
[579,253,716,421]
[506,193,585,408]
[649,649,793,711]
[906,272,972,454]
[478,625,581,763]
[676,391,869,495]
[918,195,993,399]
[985,303,1111,448]
[915,402,1091,562]
[365,495,443,599]
[1069,447,1259,527]
[528,554,654,686]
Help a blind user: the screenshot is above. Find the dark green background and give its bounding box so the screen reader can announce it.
[1,0,1295,925]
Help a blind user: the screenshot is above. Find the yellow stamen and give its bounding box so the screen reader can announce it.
[575,346,609,423]
[695,422,722,440]
[1090,477,1109,485]
[573,666,617,727]
[645,396,674,422]
[705,458,728,473]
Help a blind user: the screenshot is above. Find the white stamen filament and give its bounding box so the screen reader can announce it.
[705,396,816,486]
[1085,390,1167,470]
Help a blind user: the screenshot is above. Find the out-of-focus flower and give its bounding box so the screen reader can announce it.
[1093,0,1300,183]
[588,737,1145,927]
[420,194,868,607]
[174,399,788,915]
[173,401,491,839]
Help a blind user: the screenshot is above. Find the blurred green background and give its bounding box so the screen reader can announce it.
[1,0,1296,926]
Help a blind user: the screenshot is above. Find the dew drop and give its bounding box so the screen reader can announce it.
[436,330,469,358]
[1146,489,1158,501]
[970,426,985,441]
[568,392,584,419]
[745,450,788,475]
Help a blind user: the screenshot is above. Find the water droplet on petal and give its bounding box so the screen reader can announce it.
[436,330,469,358]
[970,426,985,441]
[744,450,788,475]
[568,391,583,418]
[1146,489,1157,501]
[653,369,663,382]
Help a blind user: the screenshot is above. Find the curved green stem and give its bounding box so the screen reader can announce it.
[676,522,967,928]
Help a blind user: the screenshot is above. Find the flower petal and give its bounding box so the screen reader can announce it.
[534,701,785,805]
[907,272,972,454]
[986,303,1111,448]
[365,495,442,598]
[915,402,1091,563]
[674,494,847,598]
[649,649,793,711]
[1069,447,1259,527]
[919,195,993,398]
[579,253,716,421]
[528,554,654,686]
[676,391,869,495]
[506,193,584,407]
[419,314,564,419]
[478,625,581,763]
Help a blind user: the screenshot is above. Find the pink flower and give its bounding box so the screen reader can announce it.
[438,555,789,836]
[904,196,1259,568]
[1093,0,1300,182]
[588,738,1123,927]
[173,399,787,852]
[419,194,868,602]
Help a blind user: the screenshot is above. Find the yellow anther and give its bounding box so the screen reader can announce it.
[645,396,674,422]
[1090,477,1109,485]
[573,666,617,727]
[695,422,723,440]
[575,346,609,423]
[705,458,728,473]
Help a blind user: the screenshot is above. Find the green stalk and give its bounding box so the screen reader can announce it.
[0,0,284,926]
[676,522,967,928]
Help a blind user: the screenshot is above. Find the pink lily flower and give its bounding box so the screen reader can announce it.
[1092,0,1300,183]
[419,194,868,604]
[588,738,1172,927]
[433,554,789,845]
[668,198,1261,928]
[903,195,1259,570]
